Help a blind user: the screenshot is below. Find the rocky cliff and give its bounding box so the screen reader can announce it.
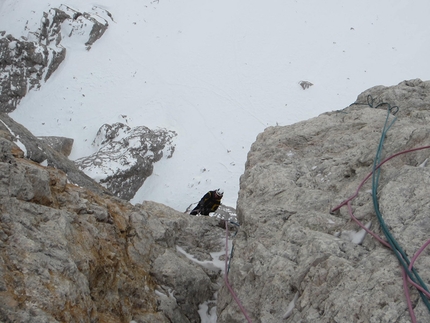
[217,79,430,322]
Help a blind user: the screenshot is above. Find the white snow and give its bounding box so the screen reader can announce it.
[176,240,231,322]
[198,299,218,323]
[282,291,299,319]
[176,241,229,273]
[419,158,428,168]
[14,136,27,156]
[340,221,372,245]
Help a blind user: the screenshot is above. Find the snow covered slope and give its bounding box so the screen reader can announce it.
[2,0,430,211]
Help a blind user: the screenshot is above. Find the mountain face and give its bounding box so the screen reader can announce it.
[2,5,430,322]
[217,79,430,322]
[2,79,430,323]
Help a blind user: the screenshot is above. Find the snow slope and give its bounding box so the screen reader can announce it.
[2,0,430,212]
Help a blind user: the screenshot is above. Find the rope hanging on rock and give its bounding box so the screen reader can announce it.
[224,220,253,323]
[370,101,430,313]
[332,97,430,322]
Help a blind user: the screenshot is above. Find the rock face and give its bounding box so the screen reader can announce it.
[0,5,111,113]
[217,79,430,322]
[0,122,234,322]
[75,122,177,201]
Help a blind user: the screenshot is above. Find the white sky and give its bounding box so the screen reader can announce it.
[2,0,430,213]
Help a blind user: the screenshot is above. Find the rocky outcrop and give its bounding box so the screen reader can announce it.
[0,123,235,322]
[75,122,177,201]
[0,113,110,197]
[217,79,430,322]
[0,5,111,113]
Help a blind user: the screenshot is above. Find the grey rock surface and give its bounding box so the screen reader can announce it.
[0,34,65,113]
[75,122,177,201]
[0,121,233,322]
[217,79,430,322]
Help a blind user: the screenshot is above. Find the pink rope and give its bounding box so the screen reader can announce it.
[224,220,253,323]
[346,201,390,247]
[407,239,430,298]
[331,145,430,323]
[331,145,430,213]
[346,200,416,322]
[402,267,417,322]
[348,195,430,310]
[409,239,430,271]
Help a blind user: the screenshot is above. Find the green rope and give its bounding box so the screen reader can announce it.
[227,221,239,274]
[228,244,235,274]
[370,97,430,311]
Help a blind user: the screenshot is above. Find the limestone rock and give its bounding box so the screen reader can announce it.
[3,48,430,322]
[217,79,430,322]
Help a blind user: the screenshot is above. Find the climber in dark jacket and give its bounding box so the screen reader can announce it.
[190,188,224,216]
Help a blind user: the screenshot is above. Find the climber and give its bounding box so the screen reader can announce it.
[190,188,224,216]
